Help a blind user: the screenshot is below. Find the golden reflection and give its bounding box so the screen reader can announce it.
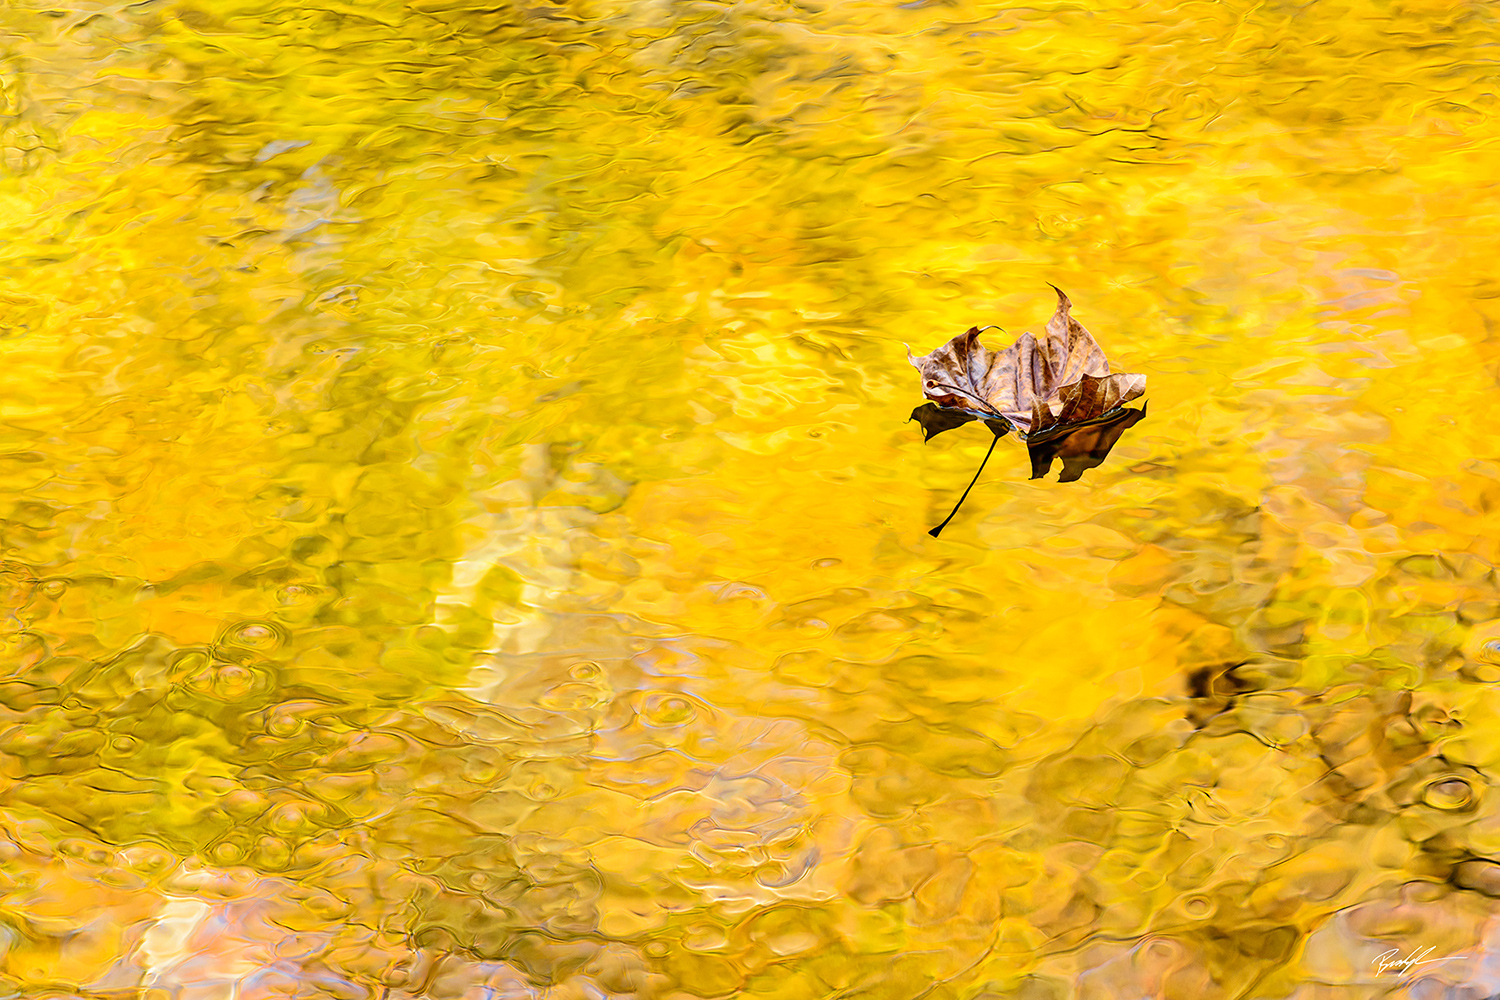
[0,0,1498,996]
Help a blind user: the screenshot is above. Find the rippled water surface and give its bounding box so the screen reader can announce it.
[3,0,1500,996]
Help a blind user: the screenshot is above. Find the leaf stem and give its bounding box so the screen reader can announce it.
[929,435,998,538]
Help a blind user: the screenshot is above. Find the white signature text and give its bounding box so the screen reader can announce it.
[1373,946,1467,977]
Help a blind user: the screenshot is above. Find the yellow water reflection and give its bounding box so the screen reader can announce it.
[1,0,1500,995]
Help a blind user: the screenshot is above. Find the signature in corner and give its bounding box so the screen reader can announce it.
[1373,945,1468,977]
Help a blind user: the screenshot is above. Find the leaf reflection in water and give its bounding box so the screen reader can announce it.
[1024,403,1149,483]
[909,402,1147,535]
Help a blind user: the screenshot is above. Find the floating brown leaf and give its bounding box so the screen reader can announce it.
[907,287,1149,536]
[906,285,1146,438]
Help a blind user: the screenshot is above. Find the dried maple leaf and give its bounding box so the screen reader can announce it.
[906,285,1146,438]
[907,287,1149,536]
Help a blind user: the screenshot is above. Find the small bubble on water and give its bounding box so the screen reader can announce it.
[1424,777,1475,811]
